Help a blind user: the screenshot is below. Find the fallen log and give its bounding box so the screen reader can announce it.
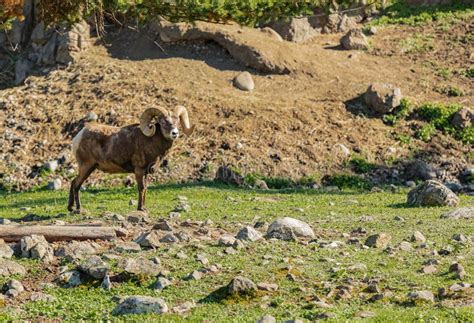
[0,225,123,242]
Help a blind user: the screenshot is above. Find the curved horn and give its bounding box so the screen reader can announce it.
[139,107,168,137]
[174,105,195,136]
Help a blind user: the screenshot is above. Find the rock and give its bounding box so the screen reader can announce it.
[452,233,467,243]
[85,112,98,122]
[113,296,168,315]
[340,29,369,50]
[348,263,367,272]
[257,282,279,291]
[44,160,59,172]
[411,231,426,243]
[357,311,375,318]
[30,292,56,302]
[421,265,437,274]
[172,301,195,314]
[127,211,150,223]
[56,241,99,261]
[227,276,257,295]
[338,143,351,157]
[258,314,277,323]
[174,202,190,213]
[323,13,358,34]
[196,254,209,265]
[408,290,434,303]
[365,233,391,248]
[236,226,263,241]
[151,277,172,291]
[153,220,173,231]
[4,279,24,297]
[101,274,111,290]
[260,27,283,41]
[254,179,269,190]
[364,83,402,115]
[0,218,11,225]
[233,72,255,91]
[449,282,471,292]
[0,240,14,259]
[267,217,315,240]
[398,241,413,251]
[186,270,204,281]
[451,107,472,129]
[368,26,377,35]
[445,181,463,193]
[119,258,161,277]
[218,235,237,246]
[449,263,466,279]
[160,233,180,243]
[404,160,437,181]
[78,255,109,280]
[135,231,161,248]
[407,180,459,207]
[47,178,62,190]
[215,166,245,186]
[14,58,32,85]
[20,235,54,263]
[267,17,317,43]
[58,270,82,287]
[441,207,474,219]
[115,241,141,253]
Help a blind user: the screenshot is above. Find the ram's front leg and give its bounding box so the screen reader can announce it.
[134,169,147,211]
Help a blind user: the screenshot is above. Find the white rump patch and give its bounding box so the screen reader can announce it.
[71,129,85,157]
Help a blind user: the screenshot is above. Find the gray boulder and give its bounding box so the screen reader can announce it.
[404,160,436,181]
[20,235,54,263]
[407,180,459,207]
[267,217,315,240]
[135,231,161,248]
[78,255,109,280]
[0,260,26,276]
[113,296,168,315]
[56,240,100,261]
[340,29,368,50]
[227,276,257,295]
[267,17,317,43]
[119,257,161,277]
[451,107,473,129]
[0,240,14,259]
[236,226,263,241]
[364,83,402,115]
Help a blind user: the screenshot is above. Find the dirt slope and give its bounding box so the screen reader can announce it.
[0,17,472,190]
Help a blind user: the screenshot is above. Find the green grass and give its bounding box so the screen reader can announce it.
[0,183,472,321]
[371,0,474,26]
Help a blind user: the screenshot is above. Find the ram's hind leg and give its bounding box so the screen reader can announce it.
[68,163,96,213]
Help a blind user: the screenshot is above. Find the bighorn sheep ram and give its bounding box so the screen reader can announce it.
[68,106,194,212]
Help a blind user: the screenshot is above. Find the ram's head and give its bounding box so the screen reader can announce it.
[140,105,195,140]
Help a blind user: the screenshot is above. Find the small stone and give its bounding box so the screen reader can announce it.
[233,71,255,91]
[423,259,440,266]
[20,235,54,263]
[0,240,14,259]
[452,234,467,243]
[160,233,180,243]
[44,160,59,172]
[115,241,141,253]
[101,274,112,290]
[257,282,279,291]
[442,207,474,219]
[174,202,190,213]
[449,263,466,279]
[224,247,237,254]
[407,290,434,303]
[186,270,204,281]
[218,235,236,246]
[368,26,377,35]
[258,314,276,323]
[364,83,402,115]
[119,257,161,277]
[30,292,55,302]
[347,263,367,272]
[58,270,82,287]
[153,220,173,231]
[151,277,172,291]
[127,211,150,223]
[227,276,257,295]
[421,265,437,274]
[172,301,195,314]
[411,231,426,243]
[340,29,369,50]
[196,254,209,265]
[365,233,391,248]
[47,178,62,190]
[113,296,168,315]
[78,255,109,280]
[449,282,471,292]
[176,251,188,259]
[4,279,24,297]
[135,231,161,248]
[236,226,263,241]
[86,112,98,122]
[398,241,413,251]
[357,311,375,318]
[394,215,405,221]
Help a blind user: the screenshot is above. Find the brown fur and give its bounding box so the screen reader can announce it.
[68,122,175,212]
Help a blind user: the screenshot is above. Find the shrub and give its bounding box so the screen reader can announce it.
[348,155,377,174]
[382,98,412,126]
[321,174,373,190]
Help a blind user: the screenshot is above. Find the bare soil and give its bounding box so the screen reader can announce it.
[1,17,472,190]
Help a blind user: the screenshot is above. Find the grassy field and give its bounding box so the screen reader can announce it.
[0,183,472,321]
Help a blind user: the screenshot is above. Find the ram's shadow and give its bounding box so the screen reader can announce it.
[103,27,244,72]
